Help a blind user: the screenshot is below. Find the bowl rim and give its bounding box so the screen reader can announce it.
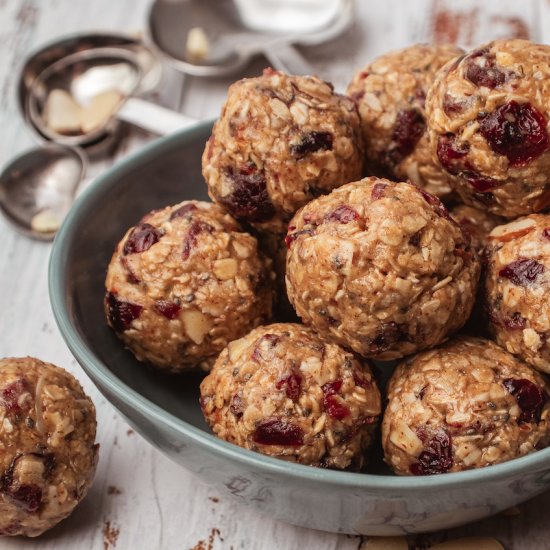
[49,119,550,493]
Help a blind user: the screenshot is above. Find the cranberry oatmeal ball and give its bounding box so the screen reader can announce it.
[450,204,502,253]
[105,201,274,372]
[347,43,463,200]
[426,39,550,217]
[202,68,364,234]
[285,178,480,360]
[485,214,550,373]
[0,357,98,537]
[383,337,550,476]
[200,323,381,470]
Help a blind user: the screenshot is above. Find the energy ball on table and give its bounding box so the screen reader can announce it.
[426,39,550,217]
[285,178,480,360]
[347,43,463,200]
[202,68,364,234]
[105,201,274,372]
[383,337,550,476]
[0,357,98,537]
[485,214,550,373]
[200,323,381,470]
[450,204,502,253]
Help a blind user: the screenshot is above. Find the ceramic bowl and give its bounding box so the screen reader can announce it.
[49,120,550,535]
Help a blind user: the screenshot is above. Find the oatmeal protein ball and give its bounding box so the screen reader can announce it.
[347,43,464,200]
[285,178,480,359]
[450,204,502,253]
[105,201,275,372]
[202,68,364,234]
[383,337,550,476]
[426,39,550,217]
[0,357,98,537]
[200,323,382,470]
[485,214,550,373]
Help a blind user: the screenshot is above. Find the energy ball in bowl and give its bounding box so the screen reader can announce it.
[202,68,364,234]
[285,178,480,360]
[450,204,502,253]
[347,43,463,200]
[0,357,98,537]
[200,323,382,470]
[426,39,550,217]
[105,201,275,372]
[485,214,550,373]
[383,337,550,476]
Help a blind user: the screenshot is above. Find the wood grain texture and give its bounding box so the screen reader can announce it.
[1,0,550,548]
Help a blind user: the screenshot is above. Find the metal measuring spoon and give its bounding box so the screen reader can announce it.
[0,145,86,240]
[146,0,354,77]
[27,47,196,148]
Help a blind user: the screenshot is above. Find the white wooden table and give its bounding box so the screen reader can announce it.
[2,1,550,548]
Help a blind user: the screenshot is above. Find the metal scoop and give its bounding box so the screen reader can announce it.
[27,47,196,147]
[146,0,354,77]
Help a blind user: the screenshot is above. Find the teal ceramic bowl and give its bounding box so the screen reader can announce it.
[49,120,550,535]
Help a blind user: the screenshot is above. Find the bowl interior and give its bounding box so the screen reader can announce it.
[50,119,550,492]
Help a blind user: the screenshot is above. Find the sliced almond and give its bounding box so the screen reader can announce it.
[213,258,238,280]
[186,27,209,62]
[80,90,122,134]
[43,88,83,134]
[362,536,408,550]
[489,217,536,242]
[182,309,211,344]
[429,537,504,550]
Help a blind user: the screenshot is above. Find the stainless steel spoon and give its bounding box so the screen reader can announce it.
[146,0,354,77]
[27,47,196,148]
[0,145,86,241]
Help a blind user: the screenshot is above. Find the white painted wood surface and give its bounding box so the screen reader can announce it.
[1,1,550,548]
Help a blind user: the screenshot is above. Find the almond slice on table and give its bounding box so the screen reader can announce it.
[429,537,504,550]
[361,536,408,550]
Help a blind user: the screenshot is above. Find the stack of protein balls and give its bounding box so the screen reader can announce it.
[104,39,550,477]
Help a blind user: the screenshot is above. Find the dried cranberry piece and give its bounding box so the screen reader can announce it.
[221,166,275,223]
[499,259,545,286]
[322,379,343,396]
[154,300,181,320]
[123,223,162,255]
[290,131,333,158]
[462,168,500,192]
[276,373,302,401]
[410,429,453,475]
[324,394,350,420]
[504,378,547,423]
[543,228,550,240]
[443,93,467,115]
[386,108,426,166]
[285,228,315,249]
[251,333,280,361]
[120,257,140,284]
[8,485,42,513]
[414,184,455,223]
[436,133,469,175]
[252,419,304,446]
[170,203,197,220]
[502,312,526,330]
[371,182,388,201]
[321,379,349,420]
[106,293,143,332]
[369,322,406,354]
[409,231,422,247]
[1,380,29,414]
[182,220,214,260]
[325,205,359,224]
[465,49,506,88]
[479,101,549,166]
